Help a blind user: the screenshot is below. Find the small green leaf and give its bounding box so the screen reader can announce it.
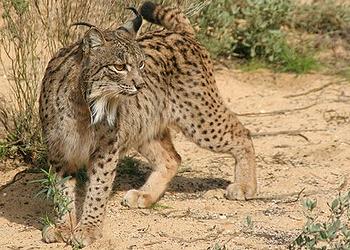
[320,230,328,240]
[331,198,340,211]
[308,223,321,233]
[246,215,252,227]
[295,234,304,245]
[303,199,317,211]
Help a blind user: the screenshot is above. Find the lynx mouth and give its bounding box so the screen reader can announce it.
[87,80,140,97]
[120,85,139,96]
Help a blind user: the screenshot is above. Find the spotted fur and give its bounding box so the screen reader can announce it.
[39,1,257,247]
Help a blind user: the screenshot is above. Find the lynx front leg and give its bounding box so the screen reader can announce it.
[122,130,181,208]
[70,146,120,247]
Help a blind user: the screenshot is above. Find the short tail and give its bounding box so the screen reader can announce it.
[139,1,194,36]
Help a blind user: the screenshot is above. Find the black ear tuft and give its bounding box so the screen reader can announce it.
[126,7,143,33]
[117,7,143,39]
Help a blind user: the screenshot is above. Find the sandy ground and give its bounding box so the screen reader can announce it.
[0,65,350,249]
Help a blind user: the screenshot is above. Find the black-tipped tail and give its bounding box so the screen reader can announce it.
[139,1,194,35]
[140,1,160,25]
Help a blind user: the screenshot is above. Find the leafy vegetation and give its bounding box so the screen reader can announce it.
[291,0,350,36]
[279,46,319,74]
[209,243,228,250]
[32,167,72,219]
[290,192,350,249]
[193,0,350,73]
[193,0,311,71]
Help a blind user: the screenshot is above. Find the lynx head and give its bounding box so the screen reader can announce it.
[79,8,145,126]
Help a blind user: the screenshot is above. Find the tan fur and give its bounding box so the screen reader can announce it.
[39,2,257,247]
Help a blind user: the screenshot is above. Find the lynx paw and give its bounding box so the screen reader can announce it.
[225,182,257,201]
[70,225,102,248]
[42,224,71,243]
[121,189,154,208]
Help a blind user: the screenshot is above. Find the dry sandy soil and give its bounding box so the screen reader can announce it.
[1,64,350,250]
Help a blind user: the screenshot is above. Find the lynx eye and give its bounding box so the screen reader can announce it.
[109,64,126,72]
[139,61,145,70]
[114,64,127,71]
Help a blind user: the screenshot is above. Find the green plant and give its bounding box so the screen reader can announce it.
[194,0,291,60]
[291,0,350,35]
[234,0,291,62]
[193,0,237,57]
[245,215,253,228]
[32,167,72,218]
[290,192,350,249]
[209,243,228,250]
[0,140,9,158]
[40,213,55,228]
[279,46,319,74]
[194,0,317,73]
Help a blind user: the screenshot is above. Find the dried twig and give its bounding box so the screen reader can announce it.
[251,129,326,141]
[237,103,317,117]
[337,176,348,191]
[284,80,346,98]
[255,188,312,204]
[150,229,224,245]
[256,188,348,204]
[144,240,165,247]
[283,188,306,203]
[0,168,30,192]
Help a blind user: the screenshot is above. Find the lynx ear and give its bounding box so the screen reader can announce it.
[116,7,142,39]
[83,28,105,51]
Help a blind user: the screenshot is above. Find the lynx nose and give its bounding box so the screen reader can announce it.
[133,79,145,90]
[135,82,144,90]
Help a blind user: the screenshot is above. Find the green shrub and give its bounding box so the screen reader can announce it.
[279,46,319,74]
[194,0,291,60]
[292,0,350,35]
[290,192,350,249]
[194,0,237,57]
[32,167,72,218]
[194,0,317,73]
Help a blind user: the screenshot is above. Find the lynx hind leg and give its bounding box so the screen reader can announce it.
[42,161,77,243]
[175,103,257,201]
[122,129,181,208]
